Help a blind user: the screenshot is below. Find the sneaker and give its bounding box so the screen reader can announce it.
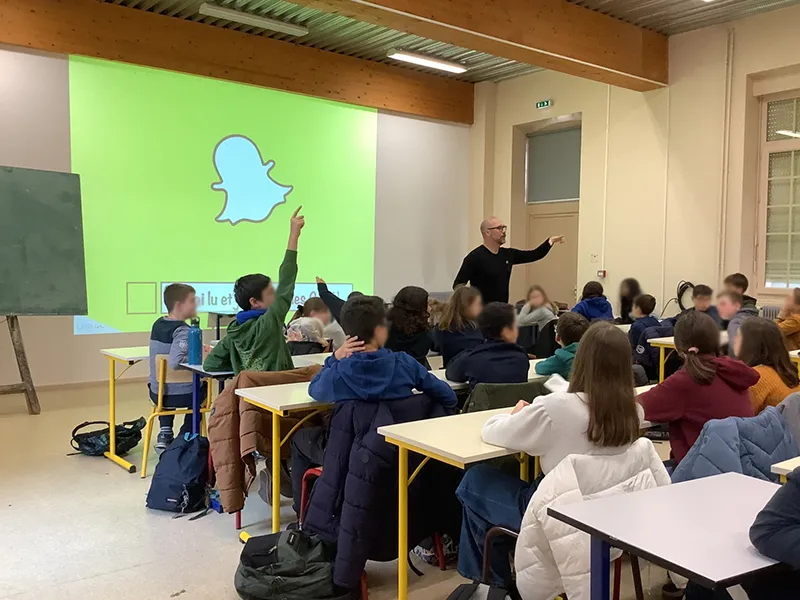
[279,461,293,499]
[258,463,295,505]
[411,543,437,566]
[662,582,685,598]
[155,432,174,455]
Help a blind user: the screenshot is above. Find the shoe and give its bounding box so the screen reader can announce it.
[440,533,459,565]
[662,582,685,598]
[155,432,174,455]
[411,543,437,566]
[279,461,293,499]
[258,468,273,505]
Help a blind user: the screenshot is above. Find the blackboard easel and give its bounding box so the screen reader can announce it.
[0,316,40,415]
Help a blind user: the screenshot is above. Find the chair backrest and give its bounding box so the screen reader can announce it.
[155,354,193,385]
[462,380,549,414]
[517,325,538,353]
[760,305,781,320]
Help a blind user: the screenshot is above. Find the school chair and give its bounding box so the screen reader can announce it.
[462,380,549,414]
[140,355,212,478]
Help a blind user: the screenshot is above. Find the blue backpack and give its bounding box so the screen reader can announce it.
[146,433,209,513]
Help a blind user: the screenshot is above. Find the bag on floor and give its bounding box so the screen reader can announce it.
[146,433,209,513]
[70,418,146,457]
[447,583,519,600]
[234,530,353,600]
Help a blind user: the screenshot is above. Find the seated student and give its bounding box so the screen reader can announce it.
[571,281,614,321]
[534,312,589,380]
[386,286,434,368]
[445,302,530,388]
[204,207,304,374]
[777,287,800,351]
[683,284,722,327]
[148,283,206,452]
[292,295,457,516]
[434,286,483,367]
[517,285,558,329]
[456,321,644,587]
[617,277,642,325]
[628,294,660,350]
[718,290,758,355]
[286,317,328,356]
[638,311,757,465]
[315,276,363,350]
[724,272,758,314]
[735,317,800,414]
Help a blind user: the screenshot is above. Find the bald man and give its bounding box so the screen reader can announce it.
[453,217,564,304]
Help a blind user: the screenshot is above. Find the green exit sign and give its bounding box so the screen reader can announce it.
[536,99,552,109]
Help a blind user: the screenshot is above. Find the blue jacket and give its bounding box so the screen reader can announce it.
[534,342,579,380]
[672,407,799,484]
[572,296,614,321]
[445,339,530,389]
[303,395,462,588]
[750,467,800,569]
[634,321,675,372]
[308,348,457,408]
[433,326,483,367]
[628,315,661,355]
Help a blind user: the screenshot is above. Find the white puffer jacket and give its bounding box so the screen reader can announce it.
[514,438,671,600]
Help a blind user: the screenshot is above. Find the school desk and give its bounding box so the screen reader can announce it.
[789,350,800,376]
[771,456,800,483]
[431,358,546,391]
[291,352,332,368]
[616,323,631,333]
[179,363,235,434]
[549,473,780,600]
[379,384,654,600]
[235,382,333,533]
[99,346,150,473]
[649,331,729,382]
[208,311,235,340]
[427,354,444,371]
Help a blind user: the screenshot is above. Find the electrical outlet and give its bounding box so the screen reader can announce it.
[589,253,599,264]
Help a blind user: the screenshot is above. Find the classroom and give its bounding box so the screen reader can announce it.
[3,0,800,599]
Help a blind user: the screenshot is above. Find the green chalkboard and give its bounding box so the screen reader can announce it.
[0,165,87,315]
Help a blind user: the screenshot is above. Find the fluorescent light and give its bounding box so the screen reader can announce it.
[199,2,308,37]
[776,130,800,138]
[387,49,467,74]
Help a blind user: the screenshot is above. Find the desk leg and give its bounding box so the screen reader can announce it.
[103,357,135,473]
[590,537,611,600]
[781,474,787,484]
[191,373,202,435]
[519,453,529,483]
[398,446,409,600]
[272,413,281,533]
[658,347,666,382]
[216,315,221,341]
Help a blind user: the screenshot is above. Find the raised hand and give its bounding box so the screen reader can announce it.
[334,336,365,360]
[548,235,565,246]
[316,276,326,284]
[290,205,305,236]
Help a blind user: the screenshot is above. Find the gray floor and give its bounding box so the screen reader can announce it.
[0,381,674,599]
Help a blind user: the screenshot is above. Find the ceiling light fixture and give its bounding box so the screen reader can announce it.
[199,2,309,37]
[387,49,467,74]
[776,130,800,138]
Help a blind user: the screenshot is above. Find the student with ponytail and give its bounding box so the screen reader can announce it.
[638,311,758,464]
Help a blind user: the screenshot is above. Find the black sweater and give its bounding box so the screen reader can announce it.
[750,468,800,569]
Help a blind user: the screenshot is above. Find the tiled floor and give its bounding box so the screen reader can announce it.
[1,381,674,599]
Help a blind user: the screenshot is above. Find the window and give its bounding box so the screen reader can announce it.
[759,96,800,289]
[526,126,581,203]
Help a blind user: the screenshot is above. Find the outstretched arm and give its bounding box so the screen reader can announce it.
[316,277,346,322]
[508,236,564,265]
[269,206,304,323]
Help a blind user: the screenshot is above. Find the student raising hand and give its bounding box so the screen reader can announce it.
[334,336,364,360]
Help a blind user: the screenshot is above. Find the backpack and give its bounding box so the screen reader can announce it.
[447,582,521,600]
[146,433,209,513]
[70,418,146,456]
[234,530,354,600]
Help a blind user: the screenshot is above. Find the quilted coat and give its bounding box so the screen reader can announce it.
[302,395,462,589]
[515,438,671,600]
[207,366,322,513]
[671,407,799,484]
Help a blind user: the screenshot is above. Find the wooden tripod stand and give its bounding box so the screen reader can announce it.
[0,316,40,414]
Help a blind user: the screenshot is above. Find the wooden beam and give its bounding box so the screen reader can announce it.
[0,0,473,124]
[292,0,669,91]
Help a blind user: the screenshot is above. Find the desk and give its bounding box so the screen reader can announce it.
[549,473,780,600]
[649,331,729,382]
[291,353,332,368]
[771,456,800,483]
[432,359,546,391]
[180,363,235,434]
[208,311,235,340]
[235,382,333,533]
[616,323,631,333]
[100,346,150,473]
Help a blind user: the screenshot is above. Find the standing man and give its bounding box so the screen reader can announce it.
[453,217,564,304]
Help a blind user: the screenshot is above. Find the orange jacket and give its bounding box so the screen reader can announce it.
[750,365,800,414]
[777,314,800,351]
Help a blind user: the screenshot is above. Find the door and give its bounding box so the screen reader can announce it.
[524,201,579,307]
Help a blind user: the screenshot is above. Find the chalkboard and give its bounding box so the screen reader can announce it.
[0,165,87,315]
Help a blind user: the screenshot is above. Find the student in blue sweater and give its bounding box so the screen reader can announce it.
[534,312,589,380]
[628,294,661,352]
[572,281,614,321]
[445,302,530,389]
[434,286,484,367]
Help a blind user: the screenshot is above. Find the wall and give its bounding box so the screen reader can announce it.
[0,45,469,390]
[471,3,800,314]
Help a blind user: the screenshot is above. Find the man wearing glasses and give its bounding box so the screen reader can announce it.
[453,217,564,304]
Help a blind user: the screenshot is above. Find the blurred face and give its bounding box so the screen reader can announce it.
[693,294,712,312]
[620,282,630,297]
[310,308,331,325]
[373,323,389,348]
[482,217,507,246]
[253,283,275,310]
[466,296,483,320]
[632,304,644,319]
[529,289,546,308]
[733,329,743,358]
[717,296,740,320]
[500,316,519,344]
[174,293,198,320]
[784,292,798,312]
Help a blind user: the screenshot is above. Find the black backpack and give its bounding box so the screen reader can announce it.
[146,433,209,513]
[70,418,146,457]
[235,530,354,600]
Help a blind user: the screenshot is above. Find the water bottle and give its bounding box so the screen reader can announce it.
[188,318,203,365]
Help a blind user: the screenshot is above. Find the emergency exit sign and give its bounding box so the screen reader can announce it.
[536,99,552,109]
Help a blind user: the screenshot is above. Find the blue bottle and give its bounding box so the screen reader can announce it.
[188,318,203,365]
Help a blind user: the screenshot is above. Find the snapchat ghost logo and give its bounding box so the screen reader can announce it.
[211,135,293,225]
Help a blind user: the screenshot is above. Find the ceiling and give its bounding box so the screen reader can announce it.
[570,0,800,35]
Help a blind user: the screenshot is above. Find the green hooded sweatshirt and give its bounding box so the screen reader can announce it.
[203,249,297,375]
[533,342,579,380]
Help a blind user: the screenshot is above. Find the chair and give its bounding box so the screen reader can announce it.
[482,526,642,600]
[462,380,549,414]
[140,355,212,478]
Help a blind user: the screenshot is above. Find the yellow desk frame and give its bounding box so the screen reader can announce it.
[651,342,676,383]
[104,354,143,473]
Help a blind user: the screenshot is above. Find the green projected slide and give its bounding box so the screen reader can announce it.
[69,56,377,334]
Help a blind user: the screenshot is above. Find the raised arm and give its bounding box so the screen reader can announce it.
[507,236,563,266]
[269,206,304,322]
[316,277,346,322]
